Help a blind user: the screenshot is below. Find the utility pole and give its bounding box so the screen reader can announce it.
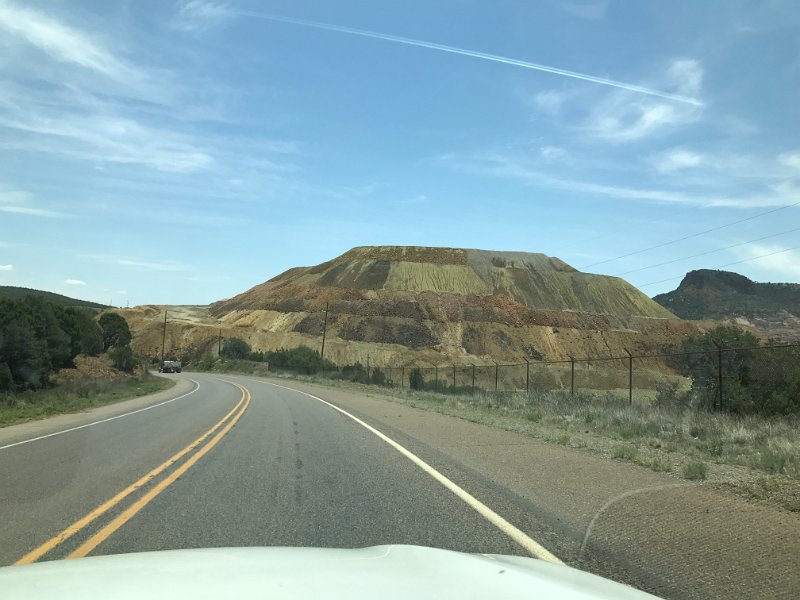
[218,328,222,356]
[160,310,168,364]
[320,302,329,361]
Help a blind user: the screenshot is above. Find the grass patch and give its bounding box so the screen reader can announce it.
[525,410,542,423]
[646,457,672,473]
[556,434,571,446]
[0,374,174,427]
[683,462,708,480]
[613,444,638,461]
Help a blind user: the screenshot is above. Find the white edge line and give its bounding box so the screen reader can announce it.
[0,379,201,451]
[252,378,562,564]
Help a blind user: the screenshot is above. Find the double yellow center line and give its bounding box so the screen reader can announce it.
[15,381,251,565]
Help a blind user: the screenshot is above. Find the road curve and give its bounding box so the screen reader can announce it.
[0,373,529,566]
[1,372,797,599]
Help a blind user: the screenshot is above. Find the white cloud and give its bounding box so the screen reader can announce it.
[0,3,219,173]
[653,149,705,173]
[540,146,567,160]
[173,1,233,32]
[533,90,569,115]
[0,183,68,218]
[0,85,214,173]
[582,59,704,142]
[64,278,86,286]
[81,254,189,272]
[778,151,800,170]
[0,264,12,271]
[443,153,800,208]
[0,1,141,82]
[734,244,800,279]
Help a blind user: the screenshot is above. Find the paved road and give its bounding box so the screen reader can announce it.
[0,374,521,565]
[1,372,798,599]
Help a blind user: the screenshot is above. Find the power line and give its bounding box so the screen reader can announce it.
[578,200,800,270]
[636,244,800,288]
[613,226,800,276]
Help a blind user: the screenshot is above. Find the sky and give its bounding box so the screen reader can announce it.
[0,0,799,306]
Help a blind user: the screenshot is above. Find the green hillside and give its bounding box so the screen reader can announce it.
[0,286,108,311]
[653,270,800,320]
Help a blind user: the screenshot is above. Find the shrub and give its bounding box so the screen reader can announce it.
[409,368,424,390]
[683,462,708,480]
[220,338,251,360]
[109,345,136,373]
[265,346,335,375]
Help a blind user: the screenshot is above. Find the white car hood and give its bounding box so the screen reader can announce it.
[1,545,660,599]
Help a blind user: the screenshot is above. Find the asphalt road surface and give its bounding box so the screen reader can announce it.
[1,373,798,599]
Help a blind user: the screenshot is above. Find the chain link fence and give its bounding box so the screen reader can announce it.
[311,343,800,414]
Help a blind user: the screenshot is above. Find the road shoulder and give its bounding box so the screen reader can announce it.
[0,375,189,449]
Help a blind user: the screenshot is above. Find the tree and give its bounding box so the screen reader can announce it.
[220,337,251,359]
[409,367,424,390]
[109,345,137,373]
[0,362,13,392]
[98,312,132,351]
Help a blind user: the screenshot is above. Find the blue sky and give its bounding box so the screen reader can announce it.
[0,0,799,306]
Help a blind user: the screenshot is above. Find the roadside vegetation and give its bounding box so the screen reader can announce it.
[0,295,165,426]
[0,373,173,426]
[0,297,141,392]
[187,332,800,511]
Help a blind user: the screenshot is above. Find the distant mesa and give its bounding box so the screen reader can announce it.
[654,269,800,342]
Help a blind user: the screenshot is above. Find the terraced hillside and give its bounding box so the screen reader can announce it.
[123,247,701,371]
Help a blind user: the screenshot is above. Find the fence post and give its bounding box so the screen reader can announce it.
[435,365,438,388]
[570,357,575,397]
[471,364,476,395]
[524,358,530,393]
[401,366,404,388]
[452,365,456,389]
[495,362,499,392]
[625,349,633,405]
[714,342,723,411]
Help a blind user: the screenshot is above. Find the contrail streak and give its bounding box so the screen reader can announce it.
[238,11,703,106]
